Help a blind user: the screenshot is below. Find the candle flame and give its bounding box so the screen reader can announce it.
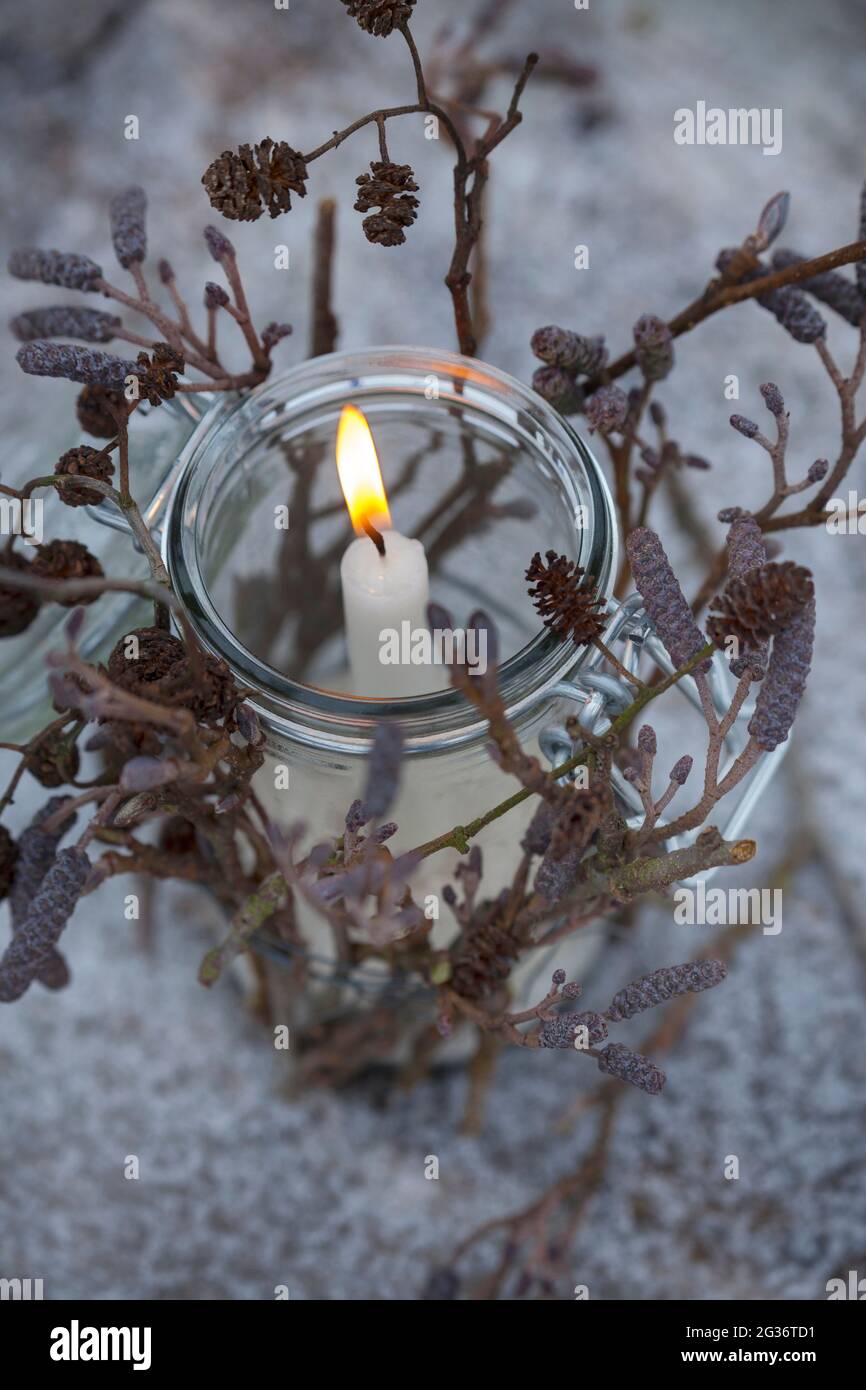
[336,404,392,536]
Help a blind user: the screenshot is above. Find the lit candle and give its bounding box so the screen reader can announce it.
[337,404,439,697]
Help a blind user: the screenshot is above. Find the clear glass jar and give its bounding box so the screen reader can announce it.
[161,347,618,1008]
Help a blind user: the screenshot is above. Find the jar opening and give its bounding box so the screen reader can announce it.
[163,347,618,752]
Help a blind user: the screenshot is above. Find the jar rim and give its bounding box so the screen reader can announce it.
[162,345,618,754]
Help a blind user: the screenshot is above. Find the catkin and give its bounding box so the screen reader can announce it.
[627,527,710,671]
[0,846,89,1003]
[597,1043,666,1094]
[605,959,728,1022]
[749,599,816,750]
[8,247,103,291]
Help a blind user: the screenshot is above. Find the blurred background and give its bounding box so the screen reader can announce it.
[1,0,866,1299]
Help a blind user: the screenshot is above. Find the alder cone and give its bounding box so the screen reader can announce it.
[526,550,606,646]
[0,551,41,637]
[707,561,814,653]
[584,383,629,434]
[99,721,165,766]
[633,313,674,382]
[202,140,307,222]
[450,911,520,1002]
[31,540,104,605]
[341,1,416,37]
[135,344,184,405]
[159,816,198,857]
[26,730,81,788]
[55,445,115,507]
[354,161,419,246]
[76,385,125,439]
[187,661,236,721]
[108,627,185,687]
[107,626,237,722]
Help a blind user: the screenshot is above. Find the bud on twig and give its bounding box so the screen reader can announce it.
[204,282,229,309]
[109,185,148,268]
[531,366,584,415]
[585,384,629,434]
[531,326,607,375]
[633,314,674,382]
[637,724,657,757]
[753,190,790,251]
[669,754,693,785]
[203,225,235,262]
[538,1009,607,1048]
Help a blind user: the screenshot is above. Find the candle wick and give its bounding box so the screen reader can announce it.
[362,518,387,557]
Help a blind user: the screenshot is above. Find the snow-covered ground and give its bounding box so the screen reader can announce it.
[1,0,865,1299]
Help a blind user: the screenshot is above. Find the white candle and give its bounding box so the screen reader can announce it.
[337,404,439,697]
[341,531,437,696]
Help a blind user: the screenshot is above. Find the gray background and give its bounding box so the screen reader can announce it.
[1,0,865,1299]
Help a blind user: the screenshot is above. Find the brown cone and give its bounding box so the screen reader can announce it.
[55,446,115,508]
[30,540,104,605]
[526,550,607,646]
[707,561,814,652]
[354,161,419,246]
[76,385,125,439]
[0,550,41,637]
[26,730,81,788]
[108,626,237,722]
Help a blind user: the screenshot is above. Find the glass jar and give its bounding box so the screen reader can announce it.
[161,347,619,1010]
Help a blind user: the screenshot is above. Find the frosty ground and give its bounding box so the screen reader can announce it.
[1,0,865,1299]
